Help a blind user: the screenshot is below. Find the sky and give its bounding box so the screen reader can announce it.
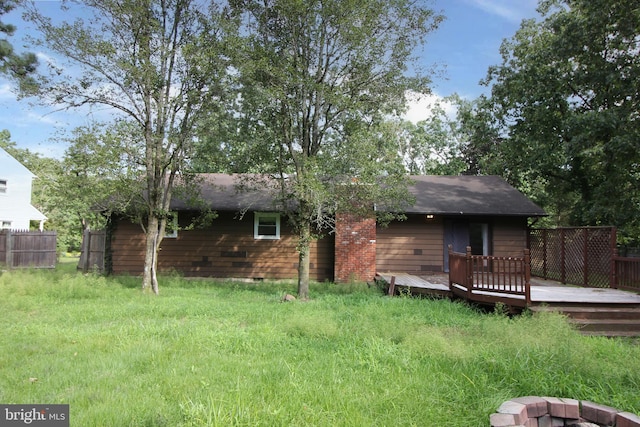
[0,0,541,158]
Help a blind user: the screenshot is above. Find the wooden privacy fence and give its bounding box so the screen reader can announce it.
[448,246,531,307]
[0,230,57,269]
[78,229,106,273]
[528,227,615,288]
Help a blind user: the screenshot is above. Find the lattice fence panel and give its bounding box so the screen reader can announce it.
[546,231,563,282]
[529,227,614,288]
[528,231,545,278]
[587,229,614,287]
[564,229,586,285]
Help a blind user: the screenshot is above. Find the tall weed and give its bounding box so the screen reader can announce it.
[1,268,640,426]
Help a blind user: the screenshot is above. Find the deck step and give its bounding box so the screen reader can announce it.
[530,305,640,320]
[530,304,640,337]
[575,330,640,338]
[571,319,640,333]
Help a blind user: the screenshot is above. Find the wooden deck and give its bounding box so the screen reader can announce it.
[377,272,640,336]
[377,272,640,305]
[377,272,450,296]
[530,284,640,304]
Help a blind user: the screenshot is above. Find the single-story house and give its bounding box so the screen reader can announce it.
[107,174,546,282]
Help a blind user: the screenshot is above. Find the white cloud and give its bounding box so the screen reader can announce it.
[29,141,66,159]
[465,0,538,23]
[404,91,458,124]
[0,104,65,130]
[25,111,63,127]
[36,52,56,65]
[0,83,14,99]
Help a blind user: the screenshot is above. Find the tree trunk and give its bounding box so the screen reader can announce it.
[142,214,161,295]
[297,220,312,299]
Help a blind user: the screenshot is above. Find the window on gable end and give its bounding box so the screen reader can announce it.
[254,212,280,240]
[0,179,7,194]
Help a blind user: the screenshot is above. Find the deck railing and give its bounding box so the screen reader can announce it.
[448,246,531,306]
[612,252,640,292]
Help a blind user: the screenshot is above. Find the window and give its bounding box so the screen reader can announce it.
[1,220,11,230]
[164,212,178,238]
[0,179,6,194]
[469,222,491,256]
[254,212,280,240]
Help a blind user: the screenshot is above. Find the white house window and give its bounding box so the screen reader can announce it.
[254,212,280,240]
[164,212,178,238]
[1,220,11,230]
[0,179,7,194]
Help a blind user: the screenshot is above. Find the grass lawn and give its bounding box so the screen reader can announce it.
[1,263,640,426]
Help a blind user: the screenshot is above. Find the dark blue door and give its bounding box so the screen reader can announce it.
[443,220,469,272]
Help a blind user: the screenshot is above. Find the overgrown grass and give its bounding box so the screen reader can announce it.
[1,265,639,426]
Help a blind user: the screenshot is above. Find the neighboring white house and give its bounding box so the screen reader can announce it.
[0,147,47,231]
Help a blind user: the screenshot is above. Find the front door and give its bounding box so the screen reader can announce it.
[443,220,469,272]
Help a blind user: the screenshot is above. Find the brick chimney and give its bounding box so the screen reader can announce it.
[334,212,376,283]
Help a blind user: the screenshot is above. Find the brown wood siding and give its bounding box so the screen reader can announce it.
[376,215,444,273]
[492,217,528,257]
[110,212,334,281]
[376,215,529,273]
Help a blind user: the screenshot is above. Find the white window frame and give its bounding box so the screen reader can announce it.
[1,220,11,230]
[164,212,178,238]
[254,212,280,240]
[0,179,7,195]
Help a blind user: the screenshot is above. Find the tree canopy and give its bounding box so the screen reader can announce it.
[397,95,468,176]
[213,0,442,297]
[23,0,236,293]
[0,0,37,89]
[475,0,640,240]
[19,0,640,288]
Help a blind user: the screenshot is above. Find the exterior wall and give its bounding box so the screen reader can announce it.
[376,214,444,273]
[334,213,376,283]
[492,217,529,257]
[109,211,334,281]
[109,209,530,280]
[376,215,530,273]
[0,148,46,230]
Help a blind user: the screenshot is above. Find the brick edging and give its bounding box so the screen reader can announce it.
[490,396,640,426]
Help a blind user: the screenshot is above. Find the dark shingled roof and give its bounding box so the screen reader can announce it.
[405,175,546,216]
[171,173,546,217]
[171,174,279,212]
